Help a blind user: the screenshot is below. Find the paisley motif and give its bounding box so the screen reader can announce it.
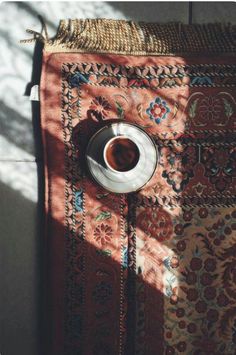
[187,91,235,129]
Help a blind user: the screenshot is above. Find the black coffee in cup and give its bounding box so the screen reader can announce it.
[105,137,140,172]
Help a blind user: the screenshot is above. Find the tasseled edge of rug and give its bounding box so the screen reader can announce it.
[21,17,236,55]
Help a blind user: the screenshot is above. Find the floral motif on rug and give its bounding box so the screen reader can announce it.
[37,19,236,355]
[59,60,236,355]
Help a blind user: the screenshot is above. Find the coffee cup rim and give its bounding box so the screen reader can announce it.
[103,135,140,174]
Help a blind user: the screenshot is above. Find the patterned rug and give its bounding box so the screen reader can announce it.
[26,19,236,355]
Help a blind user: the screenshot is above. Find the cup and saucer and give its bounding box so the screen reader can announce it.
[86,121,158,193]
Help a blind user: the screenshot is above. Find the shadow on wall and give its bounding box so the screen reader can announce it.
[0,41,45,355]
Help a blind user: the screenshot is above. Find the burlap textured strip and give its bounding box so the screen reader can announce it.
[22,18,236,54]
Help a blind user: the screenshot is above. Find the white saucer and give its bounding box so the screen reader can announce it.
[86,122,158,193]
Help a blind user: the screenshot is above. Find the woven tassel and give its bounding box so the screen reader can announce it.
[20,15,48,44]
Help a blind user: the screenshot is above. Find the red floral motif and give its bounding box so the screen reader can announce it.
[137,207,173,242]
[202,146,236,192]
[198,96,222,122]
[170,287,178,305]
[186,288,199,301]
[175,224,185,235]
[94,223,113,245]
[166,331,172,339]
[195,300,207,313]
[217,293,229,307]
[185,271,197,285]
[164,206,236,353]
[183,210,193,221]
[206,309,219,322]
[146,97,170,124]
[88,96,111,121]
[165,346,175,355]
[150,103,167,119]
[204,258,217,272]
[170,256,179,268]
[198,207,208,218]
[204,286,216,300]
[176,341,187,352]
[176,308,185,318]
[187,323,197,334]
[176,240,186,251]
[200,273,214,286]
[190,257,203,271]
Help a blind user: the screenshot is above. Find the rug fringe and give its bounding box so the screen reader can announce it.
[22,18,236,55]
[20,15,49,44]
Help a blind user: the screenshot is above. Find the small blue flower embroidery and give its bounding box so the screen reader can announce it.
[75,189,83,212]
[146,97,170,124]
[70,72,90,88]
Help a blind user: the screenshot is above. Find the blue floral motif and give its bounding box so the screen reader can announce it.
[75,189,83,212]
[70,71,90,88]
[146,97,170,124]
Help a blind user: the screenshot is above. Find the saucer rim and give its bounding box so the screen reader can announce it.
[86,121,158,193]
